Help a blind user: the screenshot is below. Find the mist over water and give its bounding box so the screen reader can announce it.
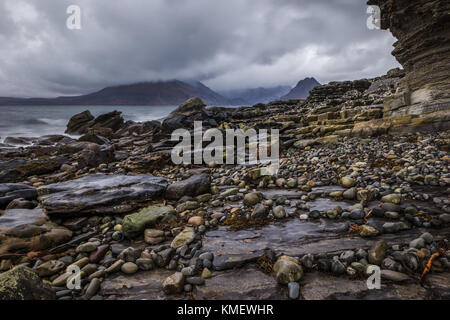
[0,105,179,142]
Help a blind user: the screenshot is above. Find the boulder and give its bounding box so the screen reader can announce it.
[368,241,388,265]
[65,110,124,135]
[0,207,72,255]
[38,174,168,215]
[162,272,184,295]
[91,110,124,132]
[0,266,56,300]
[243,192,263,206]
[0,184,37,209]
[165,174,211,200]
[273,256,303,284]
[0,157,68,183]
[123,205,176,237]
[162,98,217,130]
[65,110,94,135]
[169,97,206,116]
[170,227,195,249]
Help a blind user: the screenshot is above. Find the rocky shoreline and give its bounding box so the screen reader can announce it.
[0,69,449,299]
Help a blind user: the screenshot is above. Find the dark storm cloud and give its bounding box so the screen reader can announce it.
[0,0,400,97]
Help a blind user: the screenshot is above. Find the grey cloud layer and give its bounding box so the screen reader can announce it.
[0,0,400,97]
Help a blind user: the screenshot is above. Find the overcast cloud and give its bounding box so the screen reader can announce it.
[0,0,400,97]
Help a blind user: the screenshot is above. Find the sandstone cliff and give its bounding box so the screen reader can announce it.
[367,0,450,130]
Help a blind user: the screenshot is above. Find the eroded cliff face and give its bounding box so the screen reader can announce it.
[367,0,450,118]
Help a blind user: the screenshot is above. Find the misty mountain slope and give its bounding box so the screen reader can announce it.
[281,77,320,100]
[220,86,291,105]
[0,80,231,106]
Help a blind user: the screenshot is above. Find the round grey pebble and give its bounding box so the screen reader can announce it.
[288,282,299,299]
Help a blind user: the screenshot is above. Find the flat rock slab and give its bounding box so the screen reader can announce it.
[100,269,184,300]
[0,183,37,209]
[0,207,47,230]
[194,266,286,300]
[300,272,450,300]
[204,218,450,270]
[100,266,285,300]
[0,157,68,183]
[0,207,72,254]
[38,174,168,215]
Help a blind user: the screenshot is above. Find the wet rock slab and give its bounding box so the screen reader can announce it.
[204,219,450,270]
[0,157,68,183]
[38,174,168,215]
[0,207,72,254]
[194,266,286,300]
[100,265,285,300]
[0,183,37,209]
[300,271,450,300]
[100,268,183,300]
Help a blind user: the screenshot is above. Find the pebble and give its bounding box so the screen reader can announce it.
[85,278,101,299]
[273,206,286,219]
[186,277,205,285]
[409,237,425,249]
[288,282,299,299]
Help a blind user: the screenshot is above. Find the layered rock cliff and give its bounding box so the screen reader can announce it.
[367,0,450,123]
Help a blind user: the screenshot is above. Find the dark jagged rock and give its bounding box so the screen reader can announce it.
[0,183,37,209]
[65,110,124,135]
[91,110,124,132]
[65,110,94,135]
[76,143,115,169]
[78,133,110,145]
[0,157,68,183]
[38,174,168,215]
[165,174,211,200]
[162,98,221,131]
[0,266,56,300]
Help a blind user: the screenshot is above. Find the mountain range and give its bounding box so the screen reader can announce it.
[220,85,292,105]
[281,77,321,100]
[0,78,320,106]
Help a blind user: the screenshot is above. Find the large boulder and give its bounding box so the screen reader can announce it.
[122,205,176,237]
[0,184,37,209]
[0,157,68,183]
[169,97,206,116]
[91,110,124,132]
[65,110,125,135]
[38,174,168,215]
[170,227,195,248]
[0,266,56,300]
[0,207,72,255]
[65,110,95,135]
[75,143,115,169]
[162,98,217,131]
[165,174,211,200]
[273,256,303,284]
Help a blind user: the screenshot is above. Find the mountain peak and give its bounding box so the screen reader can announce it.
[282,77,320,100]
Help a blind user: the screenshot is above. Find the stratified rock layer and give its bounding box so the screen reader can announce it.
[38,174,168,215]
[367,0,450,123]
[0,207,72,254]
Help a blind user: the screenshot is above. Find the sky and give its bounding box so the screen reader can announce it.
[0,0,400,98]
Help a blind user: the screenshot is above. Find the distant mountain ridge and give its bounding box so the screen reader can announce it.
[0,77,320,106]
[281,77,320,100]
[0,80,231,106]
[220,85,292,105]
